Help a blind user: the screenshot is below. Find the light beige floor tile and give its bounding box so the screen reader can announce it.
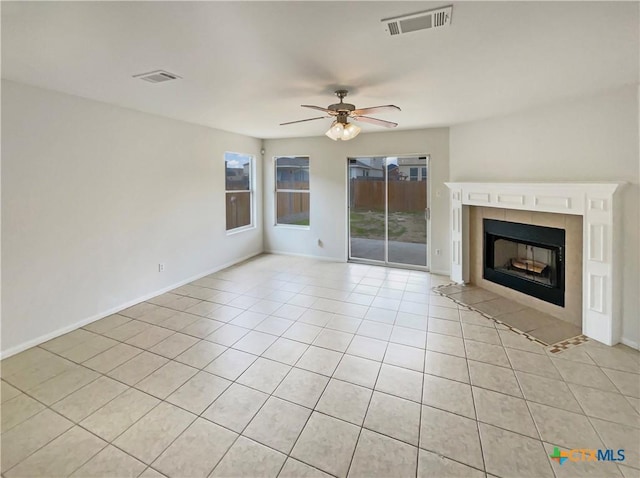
[152,418,237,478]
[333,354,381,389]
[299,309,334,327]
[313,329,354,352]
[0,409,73,471]
[349,429,417,478]
[236,357,291,394]
[545,344,594,363]
[419,405,484,469]
[357,320,393,341]
[279,458,332,478]
[80,387,160,441]
[82,343,142,374]
[469,359,522,397]
[166,371,231,414]
[395,311,429,331]
[528,402,602,449]
[1,394,45,432]
[262,337,309,365]
[463,323,501,345]
[473,386,538,438]
[135,361,198,399]
[273,304,308,320]
[473,297,526,317]
[346,336,387,361]
[161,311,202,331]
[255,316,294,336]
[119,302,160,319]
[375,363,423,402]
[591,417,640,469]
[149,333,200,359]
[135,308,176,327]
[4,351,75,390]
[1,380,21,403]
[464,340,510,367]
[205,323,250,346]
[83,314,131,335]
[499,330,547,354]
[516,371,583,412]
[232,330,278,355]
[179,317,224,338]
[244,396,311,453]
[296,346,342,376]
[569,383,640,428]
[602,367,640,398]
[426,332,466,358]
[204,348,257,380]
[274,367,329,408]
[5,426,106,478]
[51,376,127,422]
[422,374,475,419]
[364,391,421,445]
[211,436,286,478]
[28,365,99,406]
[125,325,174,349]
[390,325,427,349]
[40,329,97,354]
[107,351,169,385]
[479,423,554,478]
[70,444,146,478]
[316,378,372,426]
[58,335,119,363]
[552,357,618,392]
[230,310,269,329]
[326,315,362,333]
[291,412,360,478]
[506,348,562,379]
[102,320,151,341]
[626,395,640,414]
[113,402,195,465]
[202,383,268,433]
[384,343,425,372]
[460,309,496,328]
[417,449,485,478]
[174,340,227,369]
[582,343,640,373]
[428,317,462,337]
[425,350,469,384]
[183,300,221,318]
[282,322,323,344]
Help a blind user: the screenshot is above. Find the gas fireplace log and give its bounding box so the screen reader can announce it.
[510,258,548,275]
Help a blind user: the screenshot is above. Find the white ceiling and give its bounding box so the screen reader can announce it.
[2,1,638,139]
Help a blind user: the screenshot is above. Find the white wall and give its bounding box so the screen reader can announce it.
[263,128,450,273]
[450,85,640,347]
[1,80,263,356]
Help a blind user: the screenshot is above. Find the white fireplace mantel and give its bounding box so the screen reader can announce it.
[444,182,623,346]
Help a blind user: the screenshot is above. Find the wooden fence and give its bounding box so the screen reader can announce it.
[350,179,426,212]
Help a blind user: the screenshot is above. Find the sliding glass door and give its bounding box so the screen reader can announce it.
[348,156,429,268]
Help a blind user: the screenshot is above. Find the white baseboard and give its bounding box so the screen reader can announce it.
[0,251,262,359]
[620,337,640,350]
[429,269,451,277]
[265,249,345,263]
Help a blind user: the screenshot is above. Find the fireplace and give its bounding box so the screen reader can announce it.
[483,219,565,306]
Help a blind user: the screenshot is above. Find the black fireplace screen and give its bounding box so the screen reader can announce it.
[484,219,565,307]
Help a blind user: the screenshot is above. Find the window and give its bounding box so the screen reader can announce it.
[409,167,418,181]
[225,152,253,231]
[275,156,310,226]
[421,167,427,181]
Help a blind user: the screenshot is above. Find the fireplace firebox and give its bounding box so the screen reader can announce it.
[483,219,565,306]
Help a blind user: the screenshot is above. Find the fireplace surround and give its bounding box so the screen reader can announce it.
[445,182,622,345]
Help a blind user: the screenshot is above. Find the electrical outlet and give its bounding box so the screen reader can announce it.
[435,249,441,255]
[158,263,165,272]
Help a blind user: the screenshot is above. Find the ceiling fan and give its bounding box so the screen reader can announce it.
[280,90,401,141]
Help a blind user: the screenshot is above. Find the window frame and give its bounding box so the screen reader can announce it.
[274,156,311,229]
[225,151,255,234]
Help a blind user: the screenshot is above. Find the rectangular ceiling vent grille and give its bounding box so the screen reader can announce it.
[382,5,452,36]
[133,70,181,83]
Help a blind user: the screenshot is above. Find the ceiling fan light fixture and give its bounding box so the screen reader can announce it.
[325,121,344,140]
[342,122,361,140]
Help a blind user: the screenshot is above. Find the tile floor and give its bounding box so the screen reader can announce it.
[1,254,639,478]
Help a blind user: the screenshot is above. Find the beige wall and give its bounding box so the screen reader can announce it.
[263,128,450,274]
[1,81,263,356]
[450,85,640,347]
[469,207,582,327]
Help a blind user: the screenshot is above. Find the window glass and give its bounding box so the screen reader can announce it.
[225,152,253,231]
[275,156,310,226]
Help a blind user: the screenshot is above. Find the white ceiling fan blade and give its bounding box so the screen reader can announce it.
[354,116,398,128]
[352,105,401,116]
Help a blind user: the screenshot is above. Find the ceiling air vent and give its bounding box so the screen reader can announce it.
[382,5,452,36]
[133,70,181,84]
